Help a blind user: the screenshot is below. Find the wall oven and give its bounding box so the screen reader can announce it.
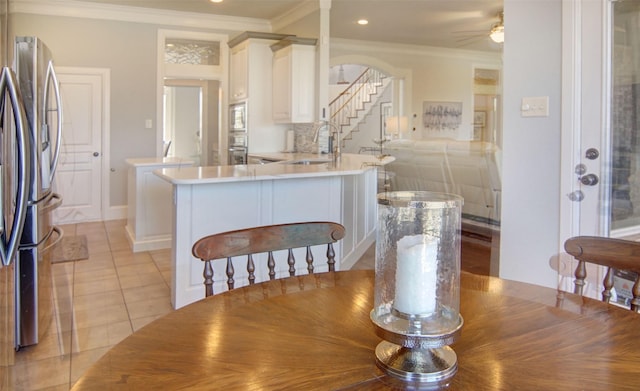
[228,102,247,165]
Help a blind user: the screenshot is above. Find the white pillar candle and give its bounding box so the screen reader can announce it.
[394,234,439,316]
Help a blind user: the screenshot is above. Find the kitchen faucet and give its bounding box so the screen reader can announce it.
[312,120,341,163]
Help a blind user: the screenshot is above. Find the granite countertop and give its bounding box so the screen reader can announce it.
[155,153,394,185]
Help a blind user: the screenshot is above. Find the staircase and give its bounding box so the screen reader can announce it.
[329,68,389,148]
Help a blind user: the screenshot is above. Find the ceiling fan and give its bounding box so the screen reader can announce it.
[489,11,505,43]
[453,11,504,46]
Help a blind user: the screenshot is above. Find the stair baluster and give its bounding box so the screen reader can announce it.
[329,67,389,148]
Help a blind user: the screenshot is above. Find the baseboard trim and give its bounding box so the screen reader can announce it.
[105,205,127,221]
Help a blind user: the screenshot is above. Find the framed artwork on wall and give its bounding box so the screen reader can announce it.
[422,101,462,131]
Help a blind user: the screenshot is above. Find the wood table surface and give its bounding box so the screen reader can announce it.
[72,269,640,390]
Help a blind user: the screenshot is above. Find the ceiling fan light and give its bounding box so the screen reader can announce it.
[489,25,504,43]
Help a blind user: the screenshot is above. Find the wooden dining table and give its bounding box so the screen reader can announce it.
[72,269,640,390]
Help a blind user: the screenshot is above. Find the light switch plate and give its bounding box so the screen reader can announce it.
[521,96,549,117]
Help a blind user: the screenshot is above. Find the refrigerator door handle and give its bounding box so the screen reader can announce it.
[0,67,31,266]
[43,60,62,183]
[41,192,62,214]
[40,225,63,253]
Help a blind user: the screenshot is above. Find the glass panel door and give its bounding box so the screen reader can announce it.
[611,1,640,237]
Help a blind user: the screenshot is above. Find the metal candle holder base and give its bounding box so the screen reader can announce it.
[371,314,463,386]
[375,342,457,385]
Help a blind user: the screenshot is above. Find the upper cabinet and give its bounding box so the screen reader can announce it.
[229,42,249,101]
[228,32,292,104]
[271,39,317,124]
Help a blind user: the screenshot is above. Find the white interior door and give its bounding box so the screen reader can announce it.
[53,68,107,224]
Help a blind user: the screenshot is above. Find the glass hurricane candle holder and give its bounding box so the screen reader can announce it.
[371,191,463,387]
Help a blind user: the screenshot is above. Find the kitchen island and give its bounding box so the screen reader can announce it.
[155,153,393,309]
[125,157,194,252]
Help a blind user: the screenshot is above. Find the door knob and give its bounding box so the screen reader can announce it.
[585,148,599,160]
[567,190,584,202]
[93,152,99,157]
[580,174,599,186]
[574,163,587,175]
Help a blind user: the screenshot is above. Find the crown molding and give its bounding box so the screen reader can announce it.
[10,0,272,32]
[270,0,318,33]
[331,37,501,63]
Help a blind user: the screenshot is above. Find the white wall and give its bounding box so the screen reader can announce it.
[500,0,563,288]
[11,13,160,208]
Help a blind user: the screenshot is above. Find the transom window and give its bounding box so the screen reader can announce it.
[164,39,220,66]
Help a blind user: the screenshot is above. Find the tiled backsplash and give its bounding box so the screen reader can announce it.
[293,123,330,154]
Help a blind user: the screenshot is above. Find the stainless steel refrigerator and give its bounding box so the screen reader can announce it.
[14,36,63,349]
[0,34,63,375]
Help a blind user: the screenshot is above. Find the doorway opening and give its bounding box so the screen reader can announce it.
[473,68,502,145]
[472,67,502,276]
[163,79,219,166]
[157,30,228,167]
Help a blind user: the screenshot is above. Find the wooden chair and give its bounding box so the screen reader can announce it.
[192,221,346,297]
[564,236,640,311]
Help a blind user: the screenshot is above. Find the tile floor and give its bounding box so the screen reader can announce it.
[9,220,173,390]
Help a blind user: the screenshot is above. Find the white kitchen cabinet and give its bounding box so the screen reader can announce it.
[227,33,292,152]
[228,32,291,103]
[229,42,248,101]
[272,42,316,124]
[229,38,271,103]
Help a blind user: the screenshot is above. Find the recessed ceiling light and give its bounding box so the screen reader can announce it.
[357,19,368,25]
[210,0,223,3]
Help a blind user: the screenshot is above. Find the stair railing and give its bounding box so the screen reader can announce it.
[329,67,386,132]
